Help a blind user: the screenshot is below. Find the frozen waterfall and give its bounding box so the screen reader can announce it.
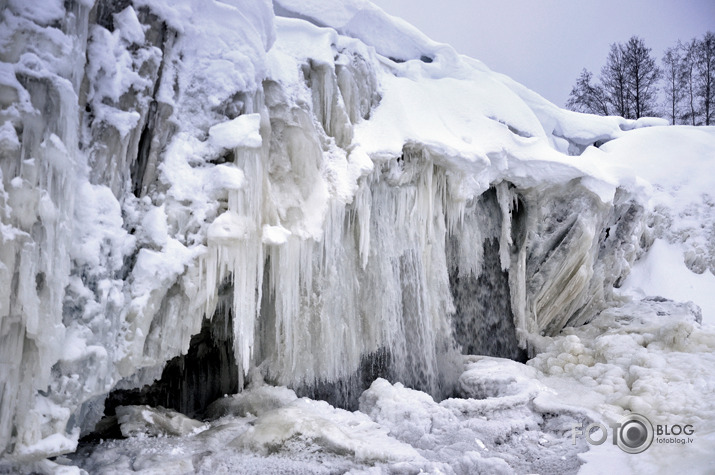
[1,0,714,473]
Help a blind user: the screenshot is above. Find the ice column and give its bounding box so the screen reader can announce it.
[205,143,265,385]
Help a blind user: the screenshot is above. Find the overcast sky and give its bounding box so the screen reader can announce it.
[370,0,715,107]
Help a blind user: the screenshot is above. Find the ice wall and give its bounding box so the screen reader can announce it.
[0,0,656,460]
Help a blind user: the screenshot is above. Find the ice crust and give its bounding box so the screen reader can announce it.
[1,0,714,472]
[68,376,593,474]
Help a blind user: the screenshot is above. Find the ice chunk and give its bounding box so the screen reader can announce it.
[208,114,262,150]
[115,405,206,438]
[205,385,298,419]
[113,7,146,45]
[207,211,253,243]
[458,357,544,402]
[141,204,169,248]
[261,224,291,245]
[232,398,422,463]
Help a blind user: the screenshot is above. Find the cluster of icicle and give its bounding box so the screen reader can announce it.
[0,0,645,461]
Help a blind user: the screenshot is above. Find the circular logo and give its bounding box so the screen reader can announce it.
[617,413,653,454]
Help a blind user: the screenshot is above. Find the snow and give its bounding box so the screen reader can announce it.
[85,19,156,135]
[5,0,64,26]
[67,375,589,473]
[113,7,147,46]
[261,224,292,245]
[589,126,715,209]
[208,113,263,150]
[621,239,715,325]
[529,299,715,474]
[1,0,715,473]
[274,0,447,62]
[73,182,135,272]
[140,204,169,248]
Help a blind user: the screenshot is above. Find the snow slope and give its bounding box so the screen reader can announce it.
[0,0,714,473]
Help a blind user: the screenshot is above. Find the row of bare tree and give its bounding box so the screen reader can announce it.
[566,32,714,125]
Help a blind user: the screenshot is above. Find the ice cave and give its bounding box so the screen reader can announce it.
[1,0,714,473]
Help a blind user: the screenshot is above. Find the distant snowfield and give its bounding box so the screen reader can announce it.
[2,0,715,473]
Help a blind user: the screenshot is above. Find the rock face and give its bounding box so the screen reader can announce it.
[0,0,657,459]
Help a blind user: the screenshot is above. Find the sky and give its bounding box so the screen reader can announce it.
[370,0,715,107]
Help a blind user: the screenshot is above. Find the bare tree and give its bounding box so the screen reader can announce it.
[622,36,660,118]
[694,32,715,125]
[662,46,686,124]
[566,69,610,115]
[567,37,660,120]
[601,43,632,118]
[680,39,699,125]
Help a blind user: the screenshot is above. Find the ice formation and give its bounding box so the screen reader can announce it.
[1,0,714,473]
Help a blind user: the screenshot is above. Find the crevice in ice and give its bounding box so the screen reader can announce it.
[301,60,353,148]
[489,117,533,139]
[213,92,250,121]
[272,3,329,29]
[130,100,155,197]
[387,55,434,64]
[102,287,238,421]
[129,10,172,198]
[82,2,175,198]
[335,52,380,122]
[208,149,236,165]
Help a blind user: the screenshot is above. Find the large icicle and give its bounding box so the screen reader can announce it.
[205,129,265,382]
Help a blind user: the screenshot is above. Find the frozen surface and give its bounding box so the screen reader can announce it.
[1,0,714,473]
[68,311,715,474]
[67,374,592,474]
[529,298,715,474]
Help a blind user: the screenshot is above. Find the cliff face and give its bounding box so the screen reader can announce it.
[0,0,663,459]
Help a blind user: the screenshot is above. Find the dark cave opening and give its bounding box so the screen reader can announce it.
[100,299,238,430]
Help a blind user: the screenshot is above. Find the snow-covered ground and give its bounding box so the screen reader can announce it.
[1,0,714,473]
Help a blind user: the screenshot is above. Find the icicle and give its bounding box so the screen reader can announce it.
[496,181,513,271]
[353,177,372,270]
[204,144,265,381]
[510,232,530,347]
